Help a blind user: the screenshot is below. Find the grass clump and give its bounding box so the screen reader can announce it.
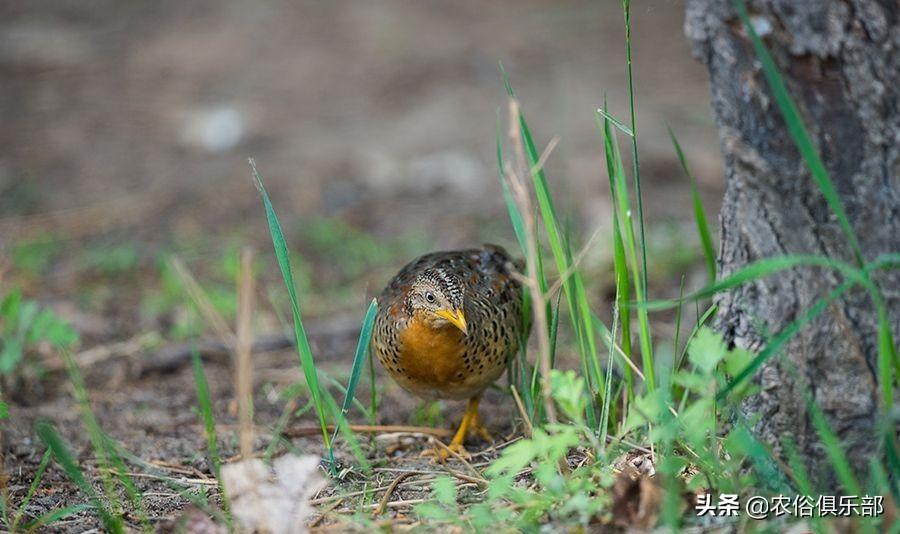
[0,287,79,385]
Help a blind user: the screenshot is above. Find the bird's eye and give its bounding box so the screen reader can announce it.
[425,291,436,303]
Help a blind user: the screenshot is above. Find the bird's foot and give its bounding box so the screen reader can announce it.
[420,441,471,463]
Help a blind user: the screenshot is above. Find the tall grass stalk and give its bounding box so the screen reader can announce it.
[503,98,558,424]
[250,160,331,449]
[251,160,373,472]
[621,0,649,295]
[501,68,606,426]
[598,108,656,392]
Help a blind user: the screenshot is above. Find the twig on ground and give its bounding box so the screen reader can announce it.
[283,425,453,439]
[373,472,415,517]
[309,498,344,528]
[504,97,557,424]
[427,437,485,482]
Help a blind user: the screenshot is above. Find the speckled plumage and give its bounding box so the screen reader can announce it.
[373,244,526,401]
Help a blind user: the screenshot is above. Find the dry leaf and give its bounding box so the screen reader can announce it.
[610,464,661,530]
[221,454,327,534]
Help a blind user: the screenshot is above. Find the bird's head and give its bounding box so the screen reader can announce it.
[406,268,468,335]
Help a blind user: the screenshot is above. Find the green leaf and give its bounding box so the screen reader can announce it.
[550,369,586,423]
[0,287,22,321]
[687,327,726,375]
[0,400,7,419]
[724,346,753,378]
[0,339,23,374]
[671,370,709,393]
[432,476,458,508]
[680,398,714,448]
[643,254,874,312]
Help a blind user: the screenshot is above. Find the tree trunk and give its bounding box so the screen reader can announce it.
[685,0,899,487]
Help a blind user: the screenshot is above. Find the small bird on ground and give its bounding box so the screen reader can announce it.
[373,244,527,460]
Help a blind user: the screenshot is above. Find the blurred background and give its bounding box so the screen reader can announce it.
[0,0,723,516]
[1,0,721,312]
[1,0,723,519]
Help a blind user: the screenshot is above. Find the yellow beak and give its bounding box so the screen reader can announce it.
[435,308,468,335]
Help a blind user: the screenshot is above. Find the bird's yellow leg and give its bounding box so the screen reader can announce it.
[449,397,477,447]
[422,397,480,461]
[466,397,493,442]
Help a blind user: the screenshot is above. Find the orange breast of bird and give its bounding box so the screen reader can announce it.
[397,315,466,390]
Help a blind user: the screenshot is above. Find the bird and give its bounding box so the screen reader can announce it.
[372,244,527,460]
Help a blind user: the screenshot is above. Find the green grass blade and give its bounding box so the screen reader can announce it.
[501,70,578,302]
[668,126,716,281]
[607,133,633,396]
[191,350,231,519]
[598,109,655,391]
[23,503,94,531]
[330,298,378,448]
[503,67,604,418]
[35,422,121,532]
[250,159,330,448]
[600,292,621,449]
[595,108,633,137]
[875,300,897,409]
[322,386,372,473]
[101,434,150,531]
[10,448,51,530]
[867,253,900,271]
[672,276,685,370]
[622,0,650,303]
[733,0,863,266]
[368,339,378,426]
[644,254,872,311]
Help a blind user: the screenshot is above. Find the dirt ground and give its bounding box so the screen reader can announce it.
[1,0,724,530]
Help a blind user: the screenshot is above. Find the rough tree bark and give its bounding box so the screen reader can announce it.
[685,0,899,487]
